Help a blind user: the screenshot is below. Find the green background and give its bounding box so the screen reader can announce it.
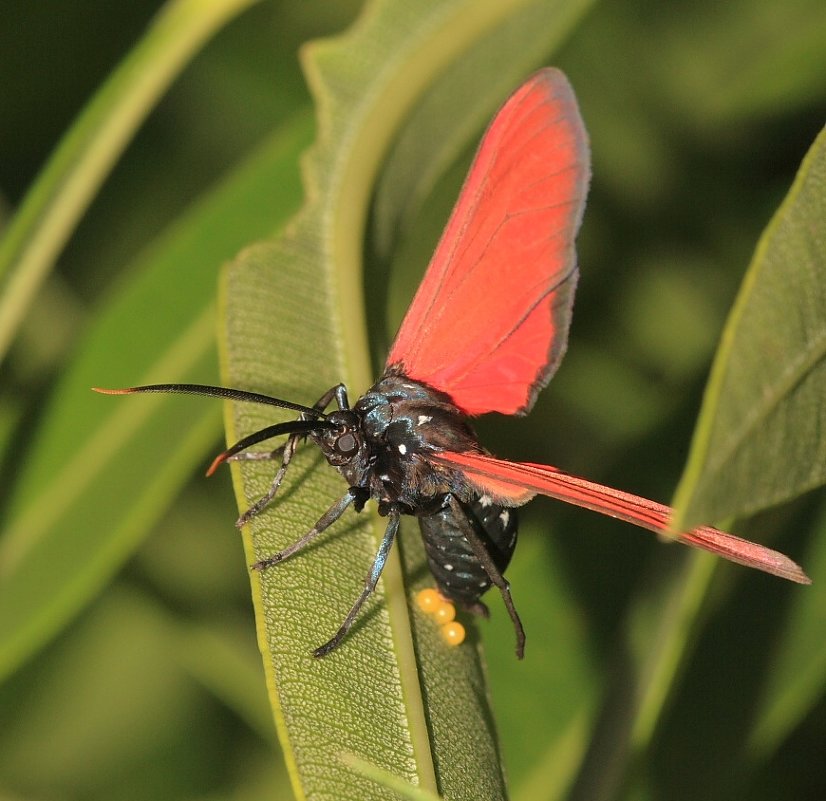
[1,1,824,800]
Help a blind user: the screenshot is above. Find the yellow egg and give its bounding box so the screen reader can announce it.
[441,621,466,646]
[416,588,443,613]
[434,602,456,624]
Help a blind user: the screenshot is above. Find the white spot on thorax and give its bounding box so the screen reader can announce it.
[397,443,407,455]
[416,415,432,426]
[479,494,492,508]
[499,510,510,526]
[444,564,454,571]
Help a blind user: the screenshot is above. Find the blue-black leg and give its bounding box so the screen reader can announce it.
[447,495,526,658]
[250,488,360,571]
[313,508,401,658]
[235,432,302,527]
[233,385,348,526]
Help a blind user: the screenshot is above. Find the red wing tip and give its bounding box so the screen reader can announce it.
[725,538,811,585]
[758,548,812,584]
[785,564,812,585]
[768,563,811,585]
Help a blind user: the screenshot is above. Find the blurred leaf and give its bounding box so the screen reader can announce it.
[650,0,826,124]
[0,0,261,363]
[485,530,598,801]
[173,618,274,744]
[620,258,723,382]
[513,708,593,801]
[749,499,826,757]
[0,587,198,793]
[672,126,826,530]
[554,344,673,445]
[220,1,593,799]
[565,551,717,801]
[0,114,312,682]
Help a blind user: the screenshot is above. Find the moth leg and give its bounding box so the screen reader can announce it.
[448,495,526,659]
[229,447,286,463]
[250,488,359,571]
[234,384,346,526]
[313,508,401,658]
[236,432,303,527]
[329,383,349,411]
[310,383,348,413]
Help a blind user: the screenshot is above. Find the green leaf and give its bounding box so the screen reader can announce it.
[0,0,261,363]
[0,115,311,682]
[672,126,826,531]
[341,754,445,801]
[219,1,593,799]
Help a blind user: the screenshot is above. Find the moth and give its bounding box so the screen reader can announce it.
[96,69,809,658]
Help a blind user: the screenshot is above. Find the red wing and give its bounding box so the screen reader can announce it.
[432,451,811,584]
[386,69,590,416]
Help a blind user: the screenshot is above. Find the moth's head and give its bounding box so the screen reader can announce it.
[317,409,366,467]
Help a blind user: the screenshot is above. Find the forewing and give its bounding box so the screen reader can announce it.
[386,68,590,416]
[432,451,810,584]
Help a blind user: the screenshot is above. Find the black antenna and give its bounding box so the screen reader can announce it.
[207,419,333,475]
[92,383,326,418]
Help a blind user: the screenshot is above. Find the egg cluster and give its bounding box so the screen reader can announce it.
[415,588,465,646]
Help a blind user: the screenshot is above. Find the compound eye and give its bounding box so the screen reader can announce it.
[335,432,358,456]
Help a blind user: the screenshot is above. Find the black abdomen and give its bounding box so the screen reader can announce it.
[419,494,518,608]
